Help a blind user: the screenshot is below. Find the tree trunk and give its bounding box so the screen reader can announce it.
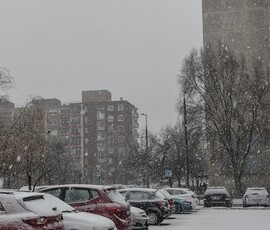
[233,171,243,197]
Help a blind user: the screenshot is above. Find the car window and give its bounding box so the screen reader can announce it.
[107,189,126,204]
[129,191,150,200]
[0,202,5,214]
[42,188,62,198]
[65,188,90,203]
[174,190,186,195]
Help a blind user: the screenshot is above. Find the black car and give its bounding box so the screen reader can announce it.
[204,187,232,207]
[118,188,170,225]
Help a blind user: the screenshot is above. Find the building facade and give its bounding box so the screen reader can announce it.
[202,0,270,192]
[36,90,139,184]
[203,0,270,67]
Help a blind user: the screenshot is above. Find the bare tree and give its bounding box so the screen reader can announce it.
[179,44,270,195]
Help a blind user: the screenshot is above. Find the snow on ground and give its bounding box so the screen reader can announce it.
[149,208,270,230]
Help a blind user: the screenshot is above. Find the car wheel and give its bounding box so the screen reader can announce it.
[147,211,161,225]
[175,204,183,214]
[226,202,232,208]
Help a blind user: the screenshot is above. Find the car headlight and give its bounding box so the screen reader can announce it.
[132,212,142,218]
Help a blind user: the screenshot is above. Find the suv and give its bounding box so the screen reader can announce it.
[243,187,269,207]
[38,184,132,230]
[204,186,232,207]
[118,188,170,225]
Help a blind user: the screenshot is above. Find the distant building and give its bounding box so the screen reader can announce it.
[36,90,139,184]
[202,0,270,192]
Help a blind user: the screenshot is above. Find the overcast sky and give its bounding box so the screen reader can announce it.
[0,0,203,133]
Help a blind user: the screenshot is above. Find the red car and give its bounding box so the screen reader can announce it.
[0,192,64,230]
[38,184,133,230]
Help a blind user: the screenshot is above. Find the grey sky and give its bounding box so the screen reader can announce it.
[0,0,203,133]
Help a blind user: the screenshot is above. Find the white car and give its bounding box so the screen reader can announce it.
[14,191,117,230]
[243,187,269,207]
[131,206,149,229]
[164,188,198,209]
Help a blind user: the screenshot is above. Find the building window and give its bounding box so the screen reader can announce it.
[71,137,80,145]
[109,158,113,164]
[60,128,70,134]
[108,115,114,122]
[50,119,58,126]
[97,111,105,120]
[61,119,69,125]
[108,135,114,143]
[108,144,114,153]
[118,126,124,132]
[97,131,105,141]
[71,127,79,134]
[97,152,105,161]
[117,115,124,122]
[118,104,124,111]
[97,121,105,130]
[71,116,80,124]
[108,124,114,133]
[97,142,105,151]
[48,109,58,115]
[108,105,114,111]
[118,136,125,143]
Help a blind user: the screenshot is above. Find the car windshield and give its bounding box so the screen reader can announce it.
[205,189,229,196]
[18,194,72,214]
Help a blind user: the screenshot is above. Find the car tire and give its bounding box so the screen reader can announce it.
[175,204,183,214]
[147,211,161,225]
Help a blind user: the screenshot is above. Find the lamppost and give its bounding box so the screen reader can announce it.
[80,104,85,183]
[141,113,149,188]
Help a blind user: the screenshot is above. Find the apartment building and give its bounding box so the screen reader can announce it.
[37,90,139,184]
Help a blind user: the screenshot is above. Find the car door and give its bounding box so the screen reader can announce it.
[63,187,99,214]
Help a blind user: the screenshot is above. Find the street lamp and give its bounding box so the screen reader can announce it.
[141,113,149,188]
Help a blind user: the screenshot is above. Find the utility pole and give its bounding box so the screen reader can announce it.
[141,113,149,188]
[183,92,190,188]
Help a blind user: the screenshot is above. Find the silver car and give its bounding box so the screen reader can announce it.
[131,206,149,230]
[243,187,269,207]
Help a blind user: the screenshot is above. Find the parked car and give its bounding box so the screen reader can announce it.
[38,184,133,230]
[164,187,198,209]
[43,193,117,230]
[158,189,176,214]
[243,187,269,207]
[130,206,149,230]
[118,188,170,225]
[171,196,192,213]
[204,186,232,207]
[0,192,64,230]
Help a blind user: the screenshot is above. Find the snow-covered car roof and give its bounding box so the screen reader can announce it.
[37,184,115,191]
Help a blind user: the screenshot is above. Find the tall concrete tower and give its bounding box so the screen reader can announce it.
[202,0,270,67]
[202,0,270,193]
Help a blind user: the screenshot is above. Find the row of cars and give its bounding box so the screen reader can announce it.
[0,184,200,230]
[203,186,270,208]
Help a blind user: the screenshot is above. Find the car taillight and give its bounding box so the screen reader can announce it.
[23,217,47,226]
[158,200,167,207]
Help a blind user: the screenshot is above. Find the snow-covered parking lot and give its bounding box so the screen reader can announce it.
[149,208,270,230]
